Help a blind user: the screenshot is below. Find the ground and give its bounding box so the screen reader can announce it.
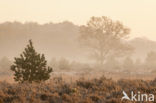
[0,72,156,103]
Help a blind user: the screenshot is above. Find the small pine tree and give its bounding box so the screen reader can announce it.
[11,40,53,83]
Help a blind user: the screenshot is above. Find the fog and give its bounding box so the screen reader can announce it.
[0,21,85,61]
[1,1,156,103]
[1,0,156,40]
[1,20,156,80]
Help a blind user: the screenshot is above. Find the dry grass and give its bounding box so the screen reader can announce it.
[0,74,156,103]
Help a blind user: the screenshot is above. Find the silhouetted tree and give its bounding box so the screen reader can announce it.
[79,16,132,65]
[11,40,53,83]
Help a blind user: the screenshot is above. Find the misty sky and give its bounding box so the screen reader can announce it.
[0,0,156,40]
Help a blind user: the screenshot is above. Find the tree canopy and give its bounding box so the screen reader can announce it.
[11,40,53,83]
[79,16,133,65]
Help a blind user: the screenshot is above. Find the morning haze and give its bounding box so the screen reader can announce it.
[1,1,156,102]
[0,0,156,40]
[0,0,156,81]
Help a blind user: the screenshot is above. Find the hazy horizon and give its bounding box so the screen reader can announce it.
[1,1,156,103]
[0,0,156,40]
[0,0,156,70]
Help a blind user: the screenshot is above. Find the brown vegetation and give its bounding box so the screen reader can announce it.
[0,75,156,103]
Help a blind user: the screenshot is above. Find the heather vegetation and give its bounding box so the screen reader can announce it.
[1,0,156,102]
[0,75,156,103]
[0,16,156,103]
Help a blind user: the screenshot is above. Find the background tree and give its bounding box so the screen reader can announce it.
[145,51,156,70]
[0,57,12,75]
[122,57,134,72]
[79,16,132,65]
[11,40,53,83]
[57,57,71,71]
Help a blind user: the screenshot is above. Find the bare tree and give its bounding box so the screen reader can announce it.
[79,16,132,65]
